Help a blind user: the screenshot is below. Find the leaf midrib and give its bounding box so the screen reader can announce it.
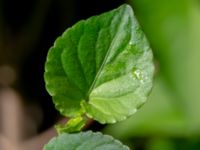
[86,7,128,98]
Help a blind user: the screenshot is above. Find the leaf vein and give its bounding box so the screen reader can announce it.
[87,8,127,96]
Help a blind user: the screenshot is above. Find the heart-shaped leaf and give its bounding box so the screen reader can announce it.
[43,131,129,150]
[44,4,154,124]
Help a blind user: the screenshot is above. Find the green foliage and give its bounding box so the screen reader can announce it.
[55,116,87,134]
[44,4,154,125]
[44,4,154,150]
[43,131,130,150]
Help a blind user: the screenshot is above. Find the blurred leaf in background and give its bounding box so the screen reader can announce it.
[104,0,200,149]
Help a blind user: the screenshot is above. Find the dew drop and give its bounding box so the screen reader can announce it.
[132,68,145,83]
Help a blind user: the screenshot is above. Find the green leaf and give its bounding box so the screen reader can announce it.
[55,116,87,134]
[43,131,130,150]
[44,4,154,124]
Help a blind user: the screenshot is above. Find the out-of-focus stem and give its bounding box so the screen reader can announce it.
[0,88,24,142]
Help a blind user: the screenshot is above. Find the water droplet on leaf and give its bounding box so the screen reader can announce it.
[132,68,145,83]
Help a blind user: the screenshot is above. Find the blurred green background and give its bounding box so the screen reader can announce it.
[0,0,200,149]
[104,0,200,149]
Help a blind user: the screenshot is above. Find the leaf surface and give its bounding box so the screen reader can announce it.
[43,131,129,150]
[44,4,154,123]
